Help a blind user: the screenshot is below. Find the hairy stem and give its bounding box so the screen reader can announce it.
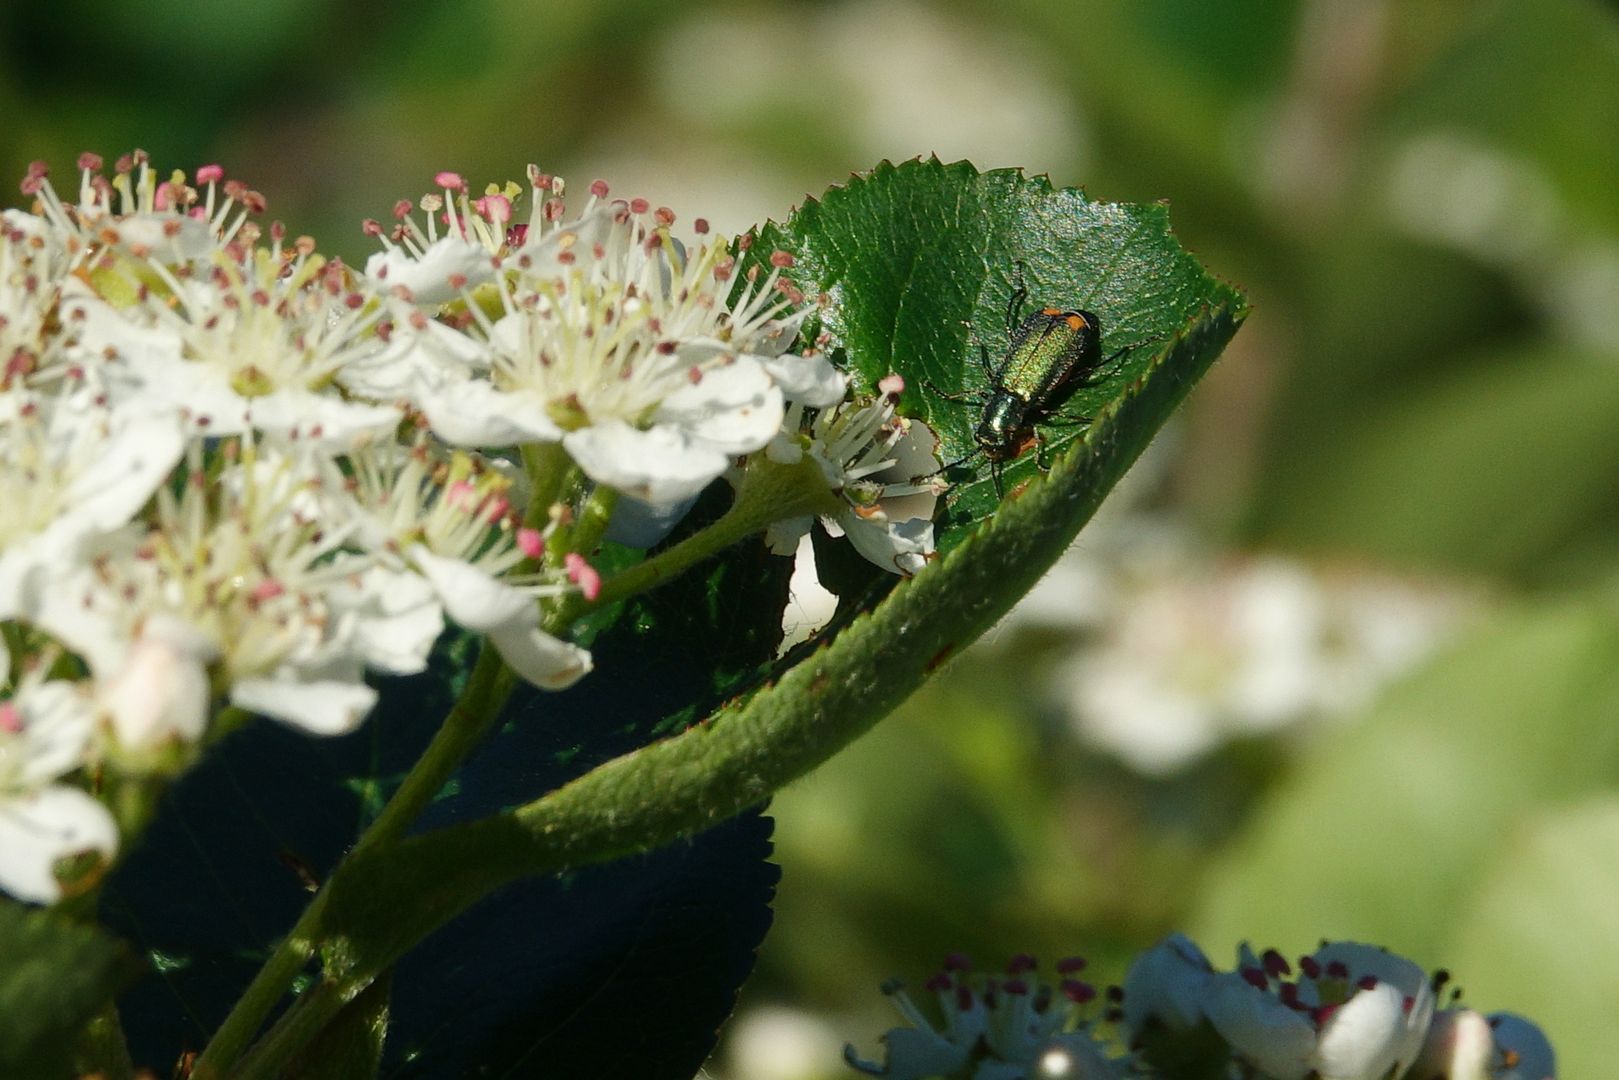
[191,643,514,1078]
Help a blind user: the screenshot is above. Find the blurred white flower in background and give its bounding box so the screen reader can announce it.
[593,0,1084,237]
[1385,132,1619,351]
[1043,523,1475,774]
[1203,941,1434,1080]
[1409,1008,1558,1080]
[721,1005,847,1080]
[999,453,1476,774]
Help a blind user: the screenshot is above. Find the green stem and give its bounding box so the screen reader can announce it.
[199,457,838,1075]
[231,979,347,1080]
[547,480,617,573]
[191,643,514,1078]
[352,646,515,855]
[522,441,573,524]
[595,456,834,610]
[217,301,1243,1073]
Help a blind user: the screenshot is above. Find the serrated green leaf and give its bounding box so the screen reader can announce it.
[753,157,1241,539]
[301,161,1244,1019]
[0,899,139,1075]
[1190,599,1619,955]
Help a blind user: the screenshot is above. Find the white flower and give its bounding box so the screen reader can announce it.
[764,374,941,576]
[0,659,116,904]
[845,954,1119,1080]
[1046,535,1474,774]
[725,1006,846,1080]
[0,210,82,391]
[1409,1009,1556,1080]
[28,441,384,738]
[340,439,591,690]
[93,614,217,751]
[361,170,509,305]
[1203,941,1435,1080]
[1120,932,1216,1036]
[18,152,261,269]
[70,232,400,443]
[413,548,591,690]
[0,390,184,621]
[374,180,821,507]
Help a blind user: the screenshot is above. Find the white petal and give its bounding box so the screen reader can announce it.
[847,1027,969,1080]
[656,356,785,455]
[1311,942,1435,1077]
[62,413,185,533]
[27,557,137,677]
[1311,943,1430,998]
[66,291,183,370]
[231,674,378,736]
[365,239,495,305]
[869,419,943,524]
[603,494,698,548]
[838,512,934,576]
[416,378,563,447]
[758,351,847,407]
[327,567,444,676]
[96,615,216,750]
[410,547,534,633]
[110,213,213,260]
[1122,932,1215,1034]
[340,314,491,401]
[742,314,809,359]
[238,391,403,445]
[1315,982,1414,1080]
[0,787,118,905]
[515,206,617,275]
[489,622,592,690]
[564,422,731,505]
[1409,1010,1494,1080]
[1204,972,1316,1080]
[12,683,96,786]
[765,516,813,558]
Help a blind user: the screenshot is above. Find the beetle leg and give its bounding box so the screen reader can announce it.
[1004,261,1028,335]
[1034,429,1053,471]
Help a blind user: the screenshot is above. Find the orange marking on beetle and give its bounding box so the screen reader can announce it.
[1066,313,1088,331]
[1040,305,1062,316]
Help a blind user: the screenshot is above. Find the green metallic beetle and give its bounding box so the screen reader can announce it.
[935,268,1131,495]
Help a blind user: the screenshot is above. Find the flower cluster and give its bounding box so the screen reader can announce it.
[0,153,941,905]
[1120,934,1555,1080]
[847,937,1555,1080]
[845,952,1124,1080]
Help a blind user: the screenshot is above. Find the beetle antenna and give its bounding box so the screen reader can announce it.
[910,446,982,484]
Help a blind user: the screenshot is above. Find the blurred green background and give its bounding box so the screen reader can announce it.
[8,0,1616,1074]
